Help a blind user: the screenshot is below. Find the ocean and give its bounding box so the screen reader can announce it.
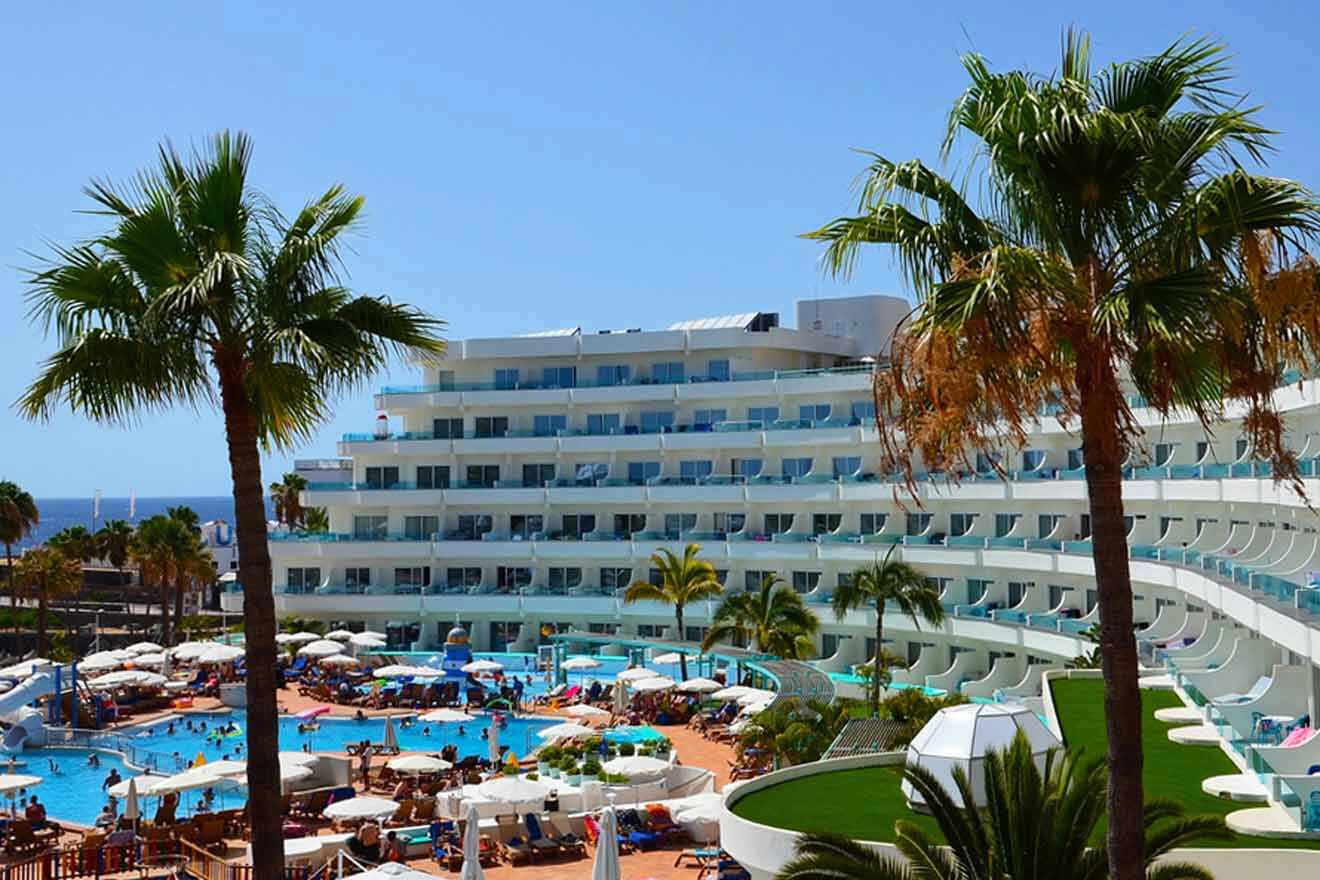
[19,496,251,549]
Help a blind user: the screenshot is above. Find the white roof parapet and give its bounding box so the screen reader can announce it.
[666,312,760,331]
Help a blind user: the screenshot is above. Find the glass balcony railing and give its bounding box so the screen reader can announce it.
[377,364,876,396]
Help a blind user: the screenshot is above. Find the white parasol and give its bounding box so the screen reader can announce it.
[419,708,473,724]
[323,796,401,821]
[386,755,451,774]
[297,639,346,658]
[629,676,676,693]
[614,667,657,682]
[675,677,722,694]
[461,659,504,674]
[536,723,595,741]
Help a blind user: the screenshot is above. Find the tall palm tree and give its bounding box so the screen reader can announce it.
[131,516,183,645]
[95,519,134,583]
[0,481,39,638]
[776,732,1225,880]
[48,526,97,563]
[15,547,82,655]
[18,131,446,880]
[833,547,944,717]
[167,505,201,534]
[269,473,309,527]
[803,34,1320,878]
[622,543,723,680]
[702,573,820,659]
[167,506,210,635]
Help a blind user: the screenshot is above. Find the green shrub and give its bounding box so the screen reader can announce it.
[526,772,539,781]
[582,759,602,776]
[618,742,635,756]
[539,744,563,763]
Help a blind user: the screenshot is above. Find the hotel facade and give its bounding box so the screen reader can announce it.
[223,293,1320,707]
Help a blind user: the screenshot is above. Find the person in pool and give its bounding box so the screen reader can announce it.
[46,759,60,775]
[102,768,122,790]
[456,725,465,737]
[421,726,430,737]
[87,753,100,768]
[166,722,175,735]
[354,709,367,722]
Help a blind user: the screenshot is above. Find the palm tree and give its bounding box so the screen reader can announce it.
[18,131,446,880]
[303,507,330,534]
[167,505,201,534]
[95,520,134,583]
[804,34,1320,879]
[0,482,39,638]
[131,516,184,645]
[832,548,944,717]
[48,526,97,563]
[702,573,820,659]
[776,732,1225,880]
[739,698,850,767]
[269,473,308,527]
[622,543,723,680]
[167,506,210,635]
[15,547,83,655]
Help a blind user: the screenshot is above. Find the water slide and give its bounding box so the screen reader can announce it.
[0,674,55,752]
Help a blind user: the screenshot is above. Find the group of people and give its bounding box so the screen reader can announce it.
[346,820,407,863]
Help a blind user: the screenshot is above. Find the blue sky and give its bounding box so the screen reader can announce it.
[3,1,1318,497]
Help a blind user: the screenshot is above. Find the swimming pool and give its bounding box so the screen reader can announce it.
[601,725,665,745]
[381,651,715,699]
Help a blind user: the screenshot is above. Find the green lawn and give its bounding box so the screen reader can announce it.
[1050,678,1320,849]
[732,678,1320,849]
[731,764,942,842]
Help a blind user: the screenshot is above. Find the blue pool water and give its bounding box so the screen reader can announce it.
[601,725,665,745]
[384,651,707,699]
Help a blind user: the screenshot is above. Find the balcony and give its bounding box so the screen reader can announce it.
[376,364,875,396]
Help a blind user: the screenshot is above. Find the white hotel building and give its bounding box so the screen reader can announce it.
[225,293,1320,711]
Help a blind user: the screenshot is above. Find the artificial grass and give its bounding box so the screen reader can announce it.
[1052,678,1320,850]
[733,678,1320,849]
[731,764,942,842]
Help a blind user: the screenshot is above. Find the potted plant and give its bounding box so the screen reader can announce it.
[655,736,672,758]
[539,744,561,774]
[563,759,582,786]
[618,742,636,757]
[581,758,603,781]
[638,744,655,757]
[527,772,539,781]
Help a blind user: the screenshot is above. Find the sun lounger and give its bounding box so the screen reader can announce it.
[1211,676,1272,705]
[546,812,587,856]
[523,813,562,857]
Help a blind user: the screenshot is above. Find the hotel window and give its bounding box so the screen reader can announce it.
[541,366,577,388]
[363,466,399,489]
[860,513,887,534]
[732,458,762,479]
[352,516,387,540]
[706,359,730,381]
[837,572,854,588]
[949,513,975,537]
[432,418,463,439]
[1022,449,1045,471]
[635,624,661,639]
[812,513,841,536]
[1049,584,1067,609]
[995,513,1019,538]
[433,370,456,388]
[561,514,596,539]
[975,451,1001,473]
[1154,443,1175,466]
[547,567,582,592]
[455,514,493,540]
[744,570,775,592]
[664,513,697,538]
[782,457,813,479]
[850,400,876,423]
[489,621,520,648]
[474,416,509,438]
[1007,581,1028,606]
[1079,514,1091,539]
[799,404,831,423]
[345,568,370,592]
[1038,514,1060,539]
[832,456,861,478]
[613,513,646,536]
[747,406,779,426]
[572,462,609,485]
[693,408,727,428]
[286,567,321,593]
[1067,448,1084,470]
[464,465,498,488]
[627,461,661,484]
[713,512,745,535]
[764,513,794,534]
[394,566,431,591]
[1195,441,1210,462]
[679,460,712,482]
[651,362,686,383]
[905,513,931,536]
[532,414,567,437]
[685,626,709,643]
[791,571,821,593]
[509,514,543,539]
[521,463,555,487]
[446,567,482,588]
[639,410,675,433]
[586,413,620,435]
[416,465,450,490]
[588,622,620,635]
[1236,437,1250,459]
[969,578,992,603]
[493,368,520,389]
[821,633,842,657]
[496,566,532,590]
[596,364,631,386]
[403,515,439,540]
[600,567,633,592]
[648,568,664,586]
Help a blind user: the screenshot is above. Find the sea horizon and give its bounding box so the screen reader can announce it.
[17,495,269,549]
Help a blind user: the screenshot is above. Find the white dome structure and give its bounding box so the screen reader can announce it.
[901,703,1061,809]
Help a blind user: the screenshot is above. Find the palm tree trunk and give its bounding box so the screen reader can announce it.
[36,585,47,656]
[675,605,688,681]
[6,543,16,643]
[872,599,884,717]
[218,362,283,880]
[173,574,186,647]
[159,579,171,647]
[1078,359,1144,880]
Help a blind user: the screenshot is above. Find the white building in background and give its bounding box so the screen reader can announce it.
[220,292,1320,713]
